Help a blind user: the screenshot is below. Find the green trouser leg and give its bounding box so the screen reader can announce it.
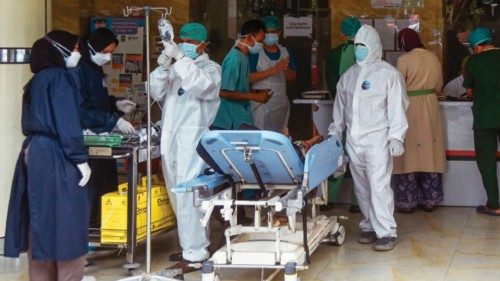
[328,175,344,203]
[474,127,500,209]
[328,175,358,205]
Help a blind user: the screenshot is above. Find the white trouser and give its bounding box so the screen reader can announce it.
[346,135,397,238]
[162,157,210,262]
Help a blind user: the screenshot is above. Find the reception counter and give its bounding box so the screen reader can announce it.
[439,101,500,206]
[293,99,500,206]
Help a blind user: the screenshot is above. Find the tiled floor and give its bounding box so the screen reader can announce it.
[2,206,500,281]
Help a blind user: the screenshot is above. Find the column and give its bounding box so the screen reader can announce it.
[0,0,50,236]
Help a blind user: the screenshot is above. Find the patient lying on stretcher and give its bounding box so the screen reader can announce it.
[285,129,324,161]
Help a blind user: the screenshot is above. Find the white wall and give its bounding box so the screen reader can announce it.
[0,0,50,236]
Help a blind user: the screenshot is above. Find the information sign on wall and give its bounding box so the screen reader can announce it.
[90,17,145,97]
[283,15,313,38]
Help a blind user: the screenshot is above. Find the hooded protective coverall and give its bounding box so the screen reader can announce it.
[149,53,221,262]
[329,25,409,238]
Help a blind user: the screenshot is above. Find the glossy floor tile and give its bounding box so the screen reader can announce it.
[2,206,500,281]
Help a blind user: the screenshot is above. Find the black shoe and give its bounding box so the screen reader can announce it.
[319,203,335,211]
[349,205,361,213]
[156,260,200,279]
[169,252,183,262]
[357,231,377,244]
[373,236,396,251]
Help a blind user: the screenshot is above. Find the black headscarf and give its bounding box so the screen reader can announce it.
[30,30,79,73]
[89,27,119,52]
[25,30,78,105]
[80,27,118,65]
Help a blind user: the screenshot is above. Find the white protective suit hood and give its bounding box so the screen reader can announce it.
[354,25,383,66]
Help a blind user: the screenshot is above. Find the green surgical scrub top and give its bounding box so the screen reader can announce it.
[212,47,253,129]
[325,41,356,97]
[462,48,500,129]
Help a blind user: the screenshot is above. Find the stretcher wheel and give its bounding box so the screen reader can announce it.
[332,225,345,246]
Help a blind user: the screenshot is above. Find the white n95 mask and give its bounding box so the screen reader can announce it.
[65,51,82,68]
[91,52,111,66]
[88,42,112,66]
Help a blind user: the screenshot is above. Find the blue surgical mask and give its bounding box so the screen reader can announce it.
[241,35,263,54]
[263,33,279,46]
[354,46,369,62]
[178,42,199,59]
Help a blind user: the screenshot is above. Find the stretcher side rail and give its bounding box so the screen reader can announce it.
[199,131,305,185]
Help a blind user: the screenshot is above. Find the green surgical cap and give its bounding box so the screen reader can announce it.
[340,17,361,39]
[179,22,207,42]
[261,16,280,30]
[468,27,492,47]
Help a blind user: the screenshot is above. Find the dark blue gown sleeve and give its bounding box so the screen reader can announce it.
[51,72,88,165]
[69,66,119,133]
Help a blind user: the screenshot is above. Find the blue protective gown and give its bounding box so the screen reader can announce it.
[69,60,120,133]
[4,67,89,261]
[69,60,120,226]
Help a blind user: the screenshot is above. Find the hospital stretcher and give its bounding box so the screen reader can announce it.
[173,130,348,280]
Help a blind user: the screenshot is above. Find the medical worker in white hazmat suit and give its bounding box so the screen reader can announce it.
[328,24,409,251]
[149,23,221,276]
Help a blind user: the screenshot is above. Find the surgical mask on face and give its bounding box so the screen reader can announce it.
[65,51,81,68]
[178,42,199,59]
[263,33,279,46]
[354,46,369,62]
[241,35,263,54]
[88,42,112,66]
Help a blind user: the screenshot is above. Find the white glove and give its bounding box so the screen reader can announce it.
[389,139,404,157]
[77,162,91,187]
[116,100,136,114]
[327,122,341,141]
[162,41,184,61]
[115,118,136,134]
[157,50,172,70]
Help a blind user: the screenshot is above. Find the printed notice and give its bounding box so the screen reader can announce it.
[371,0,402,8]
[283,15,313,38]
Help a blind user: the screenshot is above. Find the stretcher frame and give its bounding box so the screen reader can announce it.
[173,130,348,280]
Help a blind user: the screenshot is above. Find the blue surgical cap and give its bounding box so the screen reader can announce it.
[261,16,280,31]
[468,27,492,47]
[179,22,207,42]
[341,17,361,39]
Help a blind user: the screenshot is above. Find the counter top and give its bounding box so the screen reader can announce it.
[293,99,334,105]
[439,101,472,106]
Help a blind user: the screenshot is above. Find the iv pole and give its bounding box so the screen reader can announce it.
[122,5,172,277]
